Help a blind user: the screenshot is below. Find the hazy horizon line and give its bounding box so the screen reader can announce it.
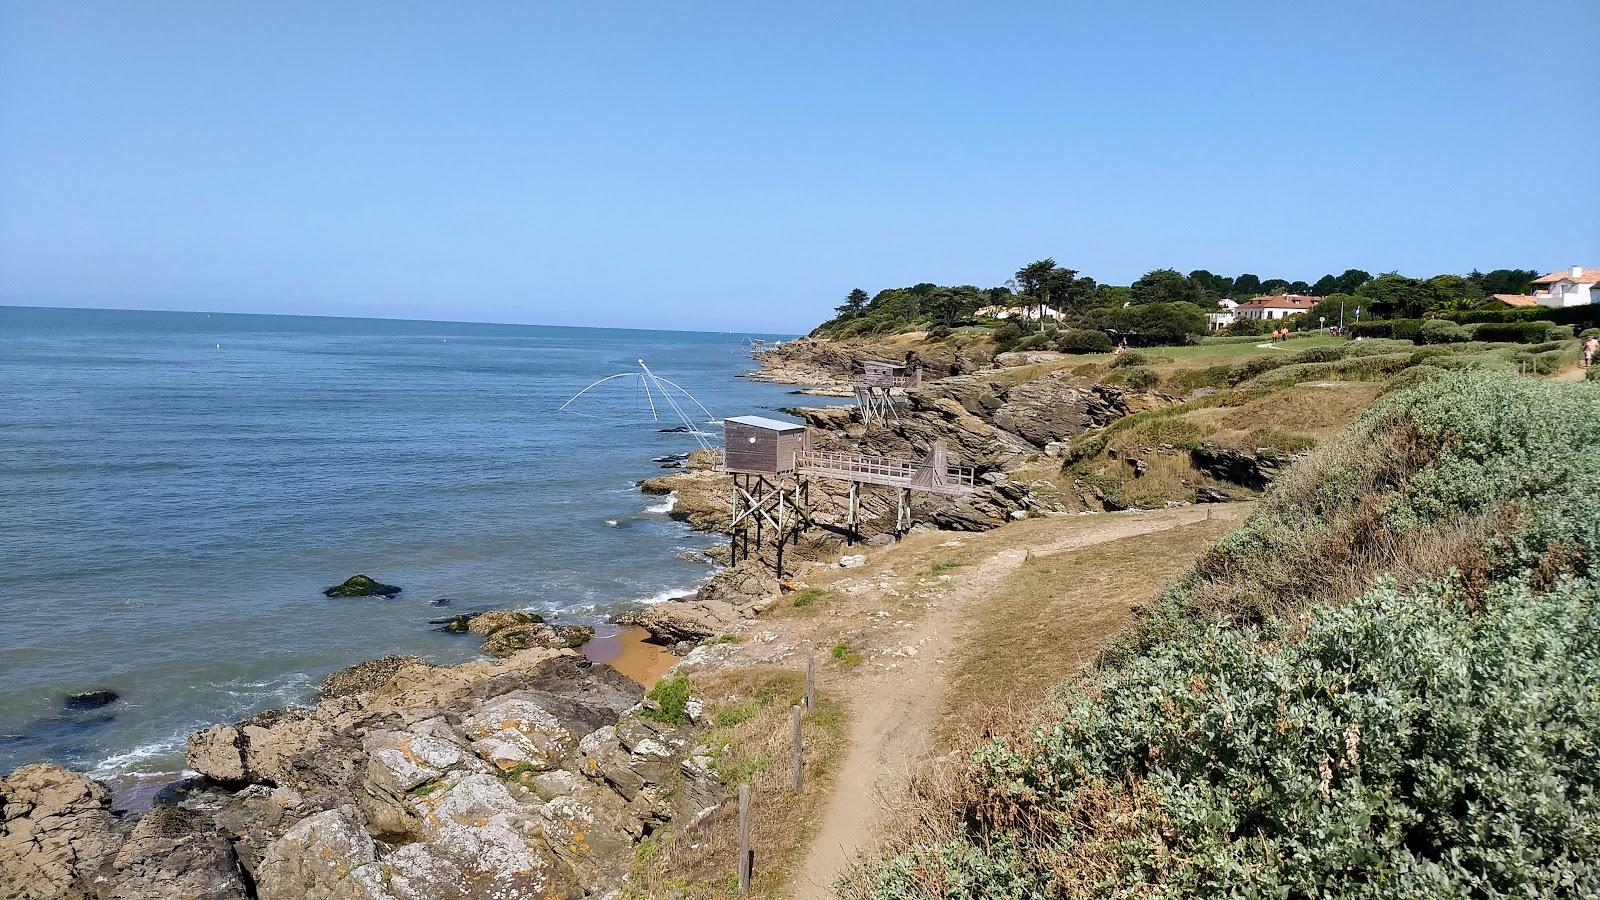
[0,299,802,338]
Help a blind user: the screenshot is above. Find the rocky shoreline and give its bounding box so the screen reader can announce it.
[0,349,818,898]
[2,643,731,899]
[2,336,1293,899]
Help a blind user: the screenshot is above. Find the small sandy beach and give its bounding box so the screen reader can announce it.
[583,624,678,686]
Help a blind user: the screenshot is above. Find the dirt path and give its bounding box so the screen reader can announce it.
[789,505,1229,899]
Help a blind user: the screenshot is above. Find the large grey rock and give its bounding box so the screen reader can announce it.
[322,656,429,700]
[101,805,247,900]
[1189,444,1290,491]
[211,785,313,879]
[481,623,593,657]
[991,379,1129,448]
[8,648,677,900]
[185,707,327,786]
[618,563,773,646]
[0,765,123,900]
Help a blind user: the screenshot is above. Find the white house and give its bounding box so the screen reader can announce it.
[1207,298,1238,331]
[1531,266,1598,308]
[1232,295,1319,322]
[975,304,1065,322]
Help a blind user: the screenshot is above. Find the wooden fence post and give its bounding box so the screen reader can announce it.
[792,704,804,792]
[805,644,815,712]
[737,783,752,892]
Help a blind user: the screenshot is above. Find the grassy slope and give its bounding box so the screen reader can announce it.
[1048,335,1585,511]
[625,668,850,900]
[843,371,1600,899]
[937,507,1250,744]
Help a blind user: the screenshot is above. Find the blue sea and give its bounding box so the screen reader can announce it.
[0,307,806,789]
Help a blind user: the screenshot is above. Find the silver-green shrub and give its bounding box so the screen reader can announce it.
[853,577,1600,899]
[848,372,1600,900]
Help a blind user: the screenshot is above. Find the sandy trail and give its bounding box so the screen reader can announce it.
[790,506,1224,899]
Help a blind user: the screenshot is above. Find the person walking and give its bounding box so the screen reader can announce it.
[1584,335,1598,369]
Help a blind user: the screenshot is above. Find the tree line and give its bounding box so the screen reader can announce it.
[820,261,1542,340]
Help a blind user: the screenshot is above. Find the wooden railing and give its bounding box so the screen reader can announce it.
[857,374,915,389]
[794,448,976,492]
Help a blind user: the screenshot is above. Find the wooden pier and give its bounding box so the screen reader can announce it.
[720,415,977,571]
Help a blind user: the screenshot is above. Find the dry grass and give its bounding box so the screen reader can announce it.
[625,668,850,899]
[1216,381,1382,436]
[937,509,1249,745]
[1064,380,1384,510]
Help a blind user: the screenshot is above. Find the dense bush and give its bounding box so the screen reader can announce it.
[1010,332,1053,352]
[1419,318,1472,344]
[991,322,1025,352]
[1377,363,1446,394]
[1120,366,1160,390]
[1347,318,1422,341]
[1237,352,1414,390]
[1165,363,1234,393]
[1471,320,1570,344]
[642,676,692,725]
[1448,304,1600,331]
[1226,353,1292,385]
[1109,350,1149,368]
[851,579,1600,900]
[1222,316,1269,337]
[1288,344,1346,364]
[1342,338,1417,357]
[1081,302,1209,345]
[1053,328,1114,354]
[848,373,1600,900]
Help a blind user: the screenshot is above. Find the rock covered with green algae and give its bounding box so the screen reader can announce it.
[322,575,402,598]
[434,609,592,657]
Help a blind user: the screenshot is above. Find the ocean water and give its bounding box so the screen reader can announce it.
[0,307,808,785]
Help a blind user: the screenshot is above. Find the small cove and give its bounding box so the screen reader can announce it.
[0,307,812,783]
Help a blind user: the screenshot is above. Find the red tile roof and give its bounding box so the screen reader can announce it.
[1488,294,1541,308]
[1533,267,1600,285]
[1235,294,1320,311]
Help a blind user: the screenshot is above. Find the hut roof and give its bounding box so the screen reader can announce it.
[725,415,806,432]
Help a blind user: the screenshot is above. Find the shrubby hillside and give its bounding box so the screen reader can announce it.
[843,372,1600,899]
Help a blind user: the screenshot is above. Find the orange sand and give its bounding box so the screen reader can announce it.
[583,625,678,686]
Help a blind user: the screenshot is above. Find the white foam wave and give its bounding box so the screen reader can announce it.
[638,587,697,605]
[89,733,189,778]
[646,492,678,514]
[604,519,620,527]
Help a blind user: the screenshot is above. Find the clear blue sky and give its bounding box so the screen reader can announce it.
[2,2,1595,333]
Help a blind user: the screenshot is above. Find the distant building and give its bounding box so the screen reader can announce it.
[1207,298,1238,331]
[974,304,1064,322]
[1479,267,1597,309]
[1531,266,1598,308]
[1233,295,1319,322]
